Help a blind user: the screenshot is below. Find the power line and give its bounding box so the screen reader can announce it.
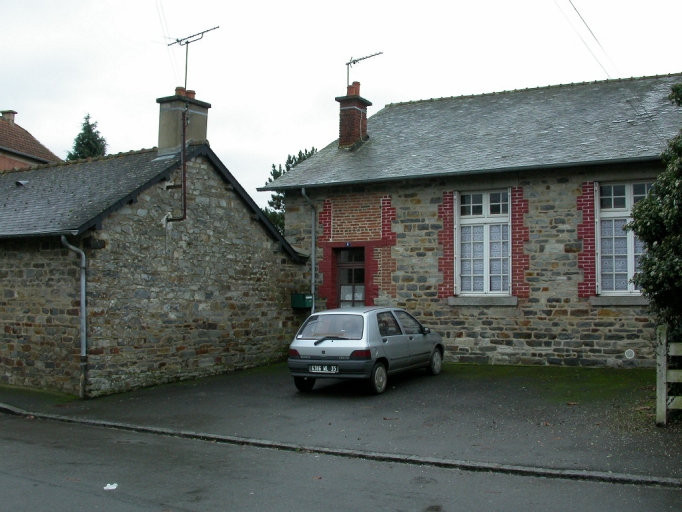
[155,0,180,86]
[554,0,612,78]
[554,0,668,146]
[567,0,620,77]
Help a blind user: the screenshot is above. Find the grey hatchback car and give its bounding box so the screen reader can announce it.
[287,306,443,394]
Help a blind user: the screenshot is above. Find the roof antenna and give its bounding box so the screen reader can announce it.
[169,26,219,90]
[346,52,383,86]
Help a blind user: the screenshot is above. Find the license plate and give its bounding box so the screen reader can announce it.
[309,364,339,374]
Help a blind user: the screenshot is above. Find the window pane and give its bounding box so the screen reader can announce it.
[600,217,630,292]
[600,185,613,209]
[489,192,509,216]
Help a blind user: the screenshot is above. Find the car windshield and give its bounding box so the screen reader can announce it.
[297,314,364,340]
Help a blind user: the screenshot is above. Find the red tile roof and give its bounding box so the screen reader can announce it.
[0,114,62,168]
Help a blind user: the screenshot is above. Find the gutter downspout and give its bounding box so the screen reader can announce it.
[61,236,88,399]
[166,105,188,223]
[301,188,316,314]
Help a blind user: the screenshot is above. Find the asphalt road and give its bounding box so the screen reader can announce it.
[1,414,680,512]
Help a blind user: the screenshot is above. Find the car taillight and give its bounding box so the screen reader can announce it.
[350,350,371,360]
[289,349,300,358]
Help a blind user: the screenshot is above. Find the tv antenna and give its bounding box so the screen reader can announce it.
[169,26,219,90]
[346,52,383,86]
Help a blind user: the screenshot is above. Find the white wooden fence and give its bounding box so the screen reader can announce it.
[656,324,682,426]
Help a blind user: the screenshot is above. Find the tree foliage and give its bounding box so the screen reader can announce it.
[262,147,317,233]
[627,84,682,330]
[66,114,107,161]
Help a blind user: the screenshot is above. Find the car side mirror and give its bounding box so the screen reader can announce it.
[422,326,431,335]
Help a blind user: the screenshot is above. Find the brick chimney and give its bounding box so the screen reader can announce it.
[156,87,211,155]
[335,81,372,149]
[1,110,17,126]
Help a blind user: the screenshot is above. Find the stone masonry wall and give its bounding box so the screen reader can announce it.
[0,156,308,396]
[285,164,660,369]
[0,238,82,393]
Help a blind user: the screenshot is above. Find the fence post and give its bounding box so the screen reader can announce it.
[656,324,668,426]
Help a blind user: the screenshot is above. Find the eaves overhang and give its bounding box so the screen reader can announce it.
[0,144,54,165]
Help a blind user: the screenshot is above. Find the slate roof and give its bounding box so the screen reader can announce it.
[0,144,305,263]
[0,116,61,166]
[263,73,682,191]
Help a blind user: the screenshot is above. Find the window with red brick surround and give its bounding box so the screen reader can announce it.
[437,187,528,298]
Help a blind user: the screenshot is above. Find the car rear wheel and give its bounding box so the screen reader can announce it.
[294,376,316,392]
[426,349,442,376]
[368,362,388,394]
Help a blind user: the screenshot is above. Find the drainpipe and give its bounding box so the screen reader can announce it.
[61,236,88,399]
[166,105,188,223]
[301,188,316,314]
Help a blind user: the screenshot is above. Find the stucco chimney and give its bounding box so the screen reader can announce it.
[156,88,211,155]
[335,82,372,149]
[1,110,17,126]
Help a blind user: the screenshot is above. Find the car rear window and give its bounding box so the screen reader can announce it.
[297,314,364,340]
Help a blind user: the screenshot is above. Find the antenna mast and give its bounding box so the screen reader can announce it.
[169,26,219,90]
[345,52,383,86]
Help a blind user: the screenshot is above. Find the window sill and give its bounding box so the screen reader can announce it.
[590,296,648,307]
[448,296,518,307]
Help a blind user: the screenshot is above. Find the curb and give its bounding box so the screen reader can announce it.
[2,403,681,489]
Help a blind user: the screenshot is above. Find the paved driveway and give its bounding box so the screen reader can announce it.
[1,362,681,485]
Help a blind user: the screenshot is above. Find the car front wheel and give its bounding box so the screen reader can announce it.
[426,349,442,376]
[294,376,316,392]
[368,362,388,394]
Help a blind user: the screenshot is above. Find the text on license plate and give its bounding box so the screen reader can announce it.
[309,365,339,373]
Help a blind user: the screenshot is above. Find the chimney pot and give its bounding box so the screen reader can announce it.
[347,81,360,96]
[185,90,196,100]
[175,86,186,97]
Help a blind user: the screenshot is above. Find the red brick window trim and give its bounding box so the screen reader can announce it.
[577,182,597,298]
[511,186,530,298]
[438,191,455,298]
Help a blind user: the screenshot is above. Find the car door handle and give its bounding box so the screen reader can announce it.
[382,338,388,343]
[408,336,414,340]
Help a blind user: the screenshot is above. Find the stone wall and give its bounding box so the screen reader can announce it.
[285,163,660,369]
[0,156,309,396]
[0,238,82,392]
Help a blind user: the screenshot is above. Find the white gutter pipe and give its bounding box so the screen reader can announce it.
[301,188,316,314]
[61,236,88,399]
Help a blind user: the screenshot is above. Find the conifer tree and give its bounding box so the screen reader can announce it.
[66,114,107,161]
[262,147,317,233]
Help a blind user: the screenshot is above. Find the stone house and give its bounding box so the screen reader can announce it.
[262,74,682,368]
[0,88,308,397]
[0,110,61,171]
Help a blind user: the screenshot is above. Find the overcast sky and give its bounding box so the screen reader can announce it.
[4,0,681,207]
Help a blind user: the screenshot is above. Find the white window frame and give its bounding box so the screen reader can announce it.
[595,181,651,295]
[454,189,512,296]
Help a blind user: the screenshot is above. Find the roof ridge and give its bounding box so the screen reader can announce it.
[384,72,682,108]
[0,147,160,175]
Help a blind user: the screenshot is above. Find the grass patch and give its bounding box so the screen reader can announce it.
[442,363,655,404]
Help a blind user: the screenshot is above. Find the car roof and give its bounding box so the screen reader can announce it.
[312,306,400,315]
